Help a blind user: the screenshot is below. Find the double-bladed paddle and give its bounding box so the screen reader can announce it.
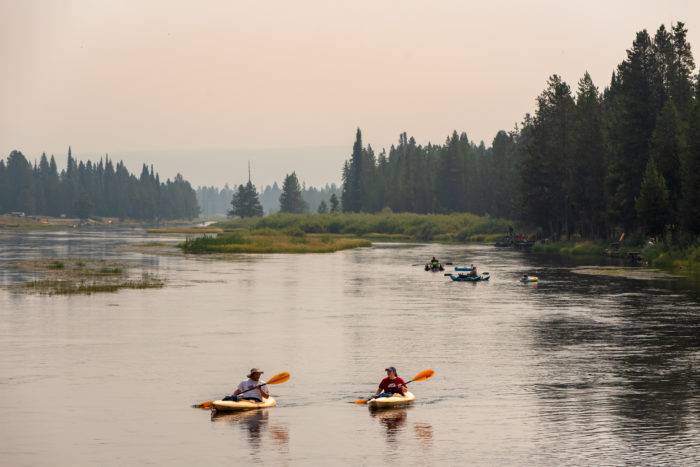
[353,369,434,404]
[192,371,291,409]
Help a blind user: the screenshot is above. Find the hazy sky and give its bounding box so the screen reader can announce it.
[1,0,698,187]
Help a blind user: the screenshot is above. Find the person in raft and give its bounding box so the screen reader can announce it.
[223,368,270,402]
[375,366,408,398]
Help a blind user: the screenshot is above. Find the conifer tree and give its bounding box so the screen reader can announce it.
[636,159,670,238]
[279,172,307,213]
[329,193,339,213]
[229,180,263,217]
[317,200,328,214]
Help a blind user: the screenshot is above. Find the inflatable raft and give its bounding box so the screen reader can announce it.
[449,272,490,282]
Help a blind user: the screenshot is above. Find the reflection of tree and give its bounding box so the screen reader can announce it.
[370,408,408,444]
[529,276,700,449]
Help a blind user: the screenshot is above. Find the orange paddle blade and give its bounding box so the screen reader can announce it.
[266,372,291,385]
[410,369,434,383]
[192,401,214,409]
[354,399,369,404]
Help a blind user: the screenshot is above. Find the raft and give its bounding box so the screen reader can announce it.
[454,266,475,272]
[425,264,444,271]
[449,272,490,282]
[367,391,415,409]
[211,397,277,412]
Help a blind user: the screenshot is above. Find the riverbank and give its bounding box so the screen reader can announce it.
[0,214,217,231]
[532,240,700,276]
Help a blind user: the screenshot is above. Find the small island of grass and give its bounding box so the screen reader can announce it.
[13,258,164,295]
[180,229,371,254]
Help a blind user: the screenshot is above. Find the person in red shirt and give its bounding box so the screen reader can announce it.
[375,366,407,398]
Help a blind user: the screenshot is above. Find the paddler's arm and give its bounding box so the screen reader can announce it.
[398,381,408,395]
[259,383,270,399]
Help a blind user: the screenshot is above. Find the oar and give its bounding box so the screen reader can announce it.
[353,369,434,404]
[192,371,291,409]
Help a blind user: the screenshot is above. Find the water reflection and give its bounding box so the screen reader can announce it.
[527,263,700,461]
[369,408,408,443]
[211,409,289,452]
[413,422,433,448]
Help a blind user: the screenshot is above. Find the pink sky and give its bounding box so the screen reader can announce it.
[1,0,698,186]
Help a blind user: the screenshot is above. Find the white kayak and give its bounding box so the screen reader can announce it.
[367,391,415,409]
[211,397,277,412]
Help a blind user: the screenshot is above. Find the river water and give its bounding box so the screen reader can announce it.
[0,230,698,466]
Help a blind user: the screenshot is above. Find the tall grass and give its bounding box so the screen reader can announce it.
[642,242,700,275]
[181,230,371,254]
[215,212,512,242]
[532,240,607,256]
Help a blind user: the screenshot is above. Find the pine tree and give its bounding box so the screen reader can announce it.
[571,72,606,237]
[636,159,670,238]
[681,85,700,235]
[520,75,575,238]
[650,100,683,224]
[341,129,364,212]
[606,30,658,232]
[329,193,339,213]
[229,180,263,217]
[317,200,328,214]
[279,172,307,213]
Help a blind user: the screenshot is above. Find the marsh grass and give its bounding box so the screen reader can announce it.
[25,275,164,295]
[13,258,164,295]
[214,212,512,243]
[532,240,607,256]
[180,230,371,254]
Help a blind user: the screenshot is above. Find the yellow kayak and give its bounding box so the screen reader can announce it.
[367,391,415,409]
[211,397,277,412]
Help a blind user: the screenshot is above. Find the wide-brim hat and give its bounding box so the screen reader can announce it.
[248,368,264,378]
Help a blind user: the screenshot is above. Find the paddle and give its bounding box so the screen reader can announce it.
[192,371,291,409]
[353,369,434,404]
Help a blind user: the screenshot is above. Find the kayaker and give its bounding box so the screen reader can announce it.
[470,265,478,277]
[223,368,270,402]
[430,257,439,268]
[375,366,408,398]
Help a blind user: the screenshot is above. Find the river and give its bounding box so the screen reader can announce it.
[0,229,698,466]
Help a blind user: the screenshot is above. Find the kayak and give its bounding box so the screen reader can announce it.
[211,397,277,412]
[367,391,415,409]
[520,276,539,283]
[454,265,475,272]
[449,272,490,282]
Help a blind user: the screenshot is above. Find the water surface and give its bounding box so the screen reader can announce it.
[1,230,698,465]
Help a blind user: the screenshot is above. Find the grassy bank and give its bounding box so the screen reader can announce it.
[641,242,700,276]
[180,230,371,254]
[12,258,164,295]
[532,239,700,277]
[532,240,608,257]
[215,212,513,242]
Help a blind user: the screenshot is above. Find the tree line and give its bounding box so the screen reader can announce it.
[197,180,341,216]
[0,148,200,220]
[341,22,700,241]
[227,172,340,217]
